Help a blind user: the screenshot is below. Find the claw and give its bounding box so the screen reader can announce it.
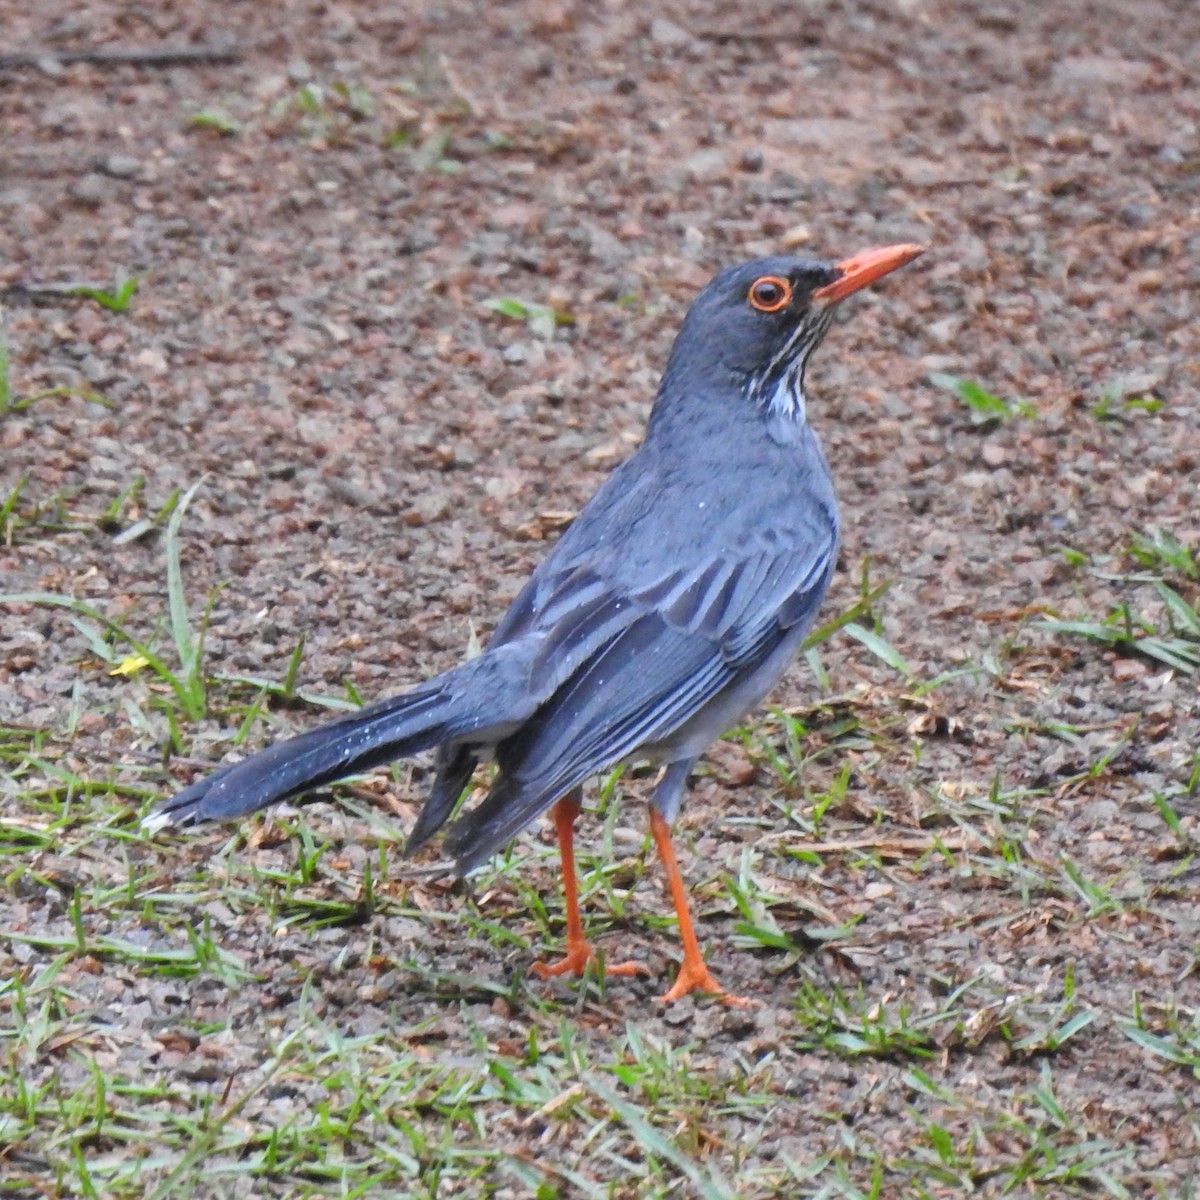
[532,944,651,980]
[658,959,755,1006]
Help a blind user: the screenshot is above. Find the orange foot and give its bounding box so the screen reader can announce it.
[531,942,651,980]
[659,959,756,1007]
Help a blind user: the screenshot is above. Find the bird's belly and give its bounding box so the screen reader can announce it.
[640,622,811,763]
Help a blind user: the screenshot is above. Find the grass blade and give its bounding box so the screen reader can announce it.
[844,622,912,677]
[587,1077,735,1200]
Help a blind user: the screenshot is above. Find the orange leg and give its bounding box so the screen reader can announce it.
[650,809,752,1005]
[531,793,649,981]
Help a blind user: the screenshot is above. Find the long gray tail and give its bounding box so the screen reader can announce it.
[144,671,470,831]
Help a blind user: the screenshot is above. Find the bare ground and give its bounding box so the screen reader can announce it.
[1,1,1198,1197]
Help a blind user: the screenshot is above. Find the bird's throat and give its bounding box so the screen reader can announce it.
[763,363,806,422]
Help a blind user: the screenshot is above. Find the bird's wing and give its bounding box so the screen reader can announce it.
[444,528,835,868]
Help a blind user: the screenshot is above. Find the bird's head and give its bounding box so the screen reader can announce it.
[660,243,924,424]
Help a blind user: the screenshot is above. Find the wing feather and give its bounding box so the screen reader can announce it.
[445,530,837,870]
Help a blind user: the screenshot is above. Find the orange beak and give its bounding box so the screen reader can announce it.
[812,243,925,305]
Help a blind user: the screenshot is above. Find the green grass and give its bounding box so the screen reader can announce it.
[1035,526,1200,677]
[1129,528,1199,581]
[481,296,575,341]
[63,271,139,313]
[1,505,1195,1197]
[1090,379,1166,425]
[0,943,1152,1199]
[1121,1000,1200,1078]
[188,108,241,135]
[0,305,111,419]
[928,372,1036,423]
[245,67,483,165]
[2,482,213,724]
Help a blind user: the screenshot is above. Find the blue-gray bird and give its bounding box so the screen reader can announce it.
[143,243,924,1002]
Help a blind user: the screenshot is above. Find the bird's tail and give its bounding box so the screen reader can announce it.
[144,666,479,832]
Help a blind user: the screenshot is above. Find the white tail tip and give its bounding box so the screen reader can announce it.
[140,810,176,835]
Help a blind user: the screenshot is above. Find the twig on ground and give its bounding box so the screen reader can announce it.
[759,832,978,856]
[2,281,121,305]
[0,44,240,71]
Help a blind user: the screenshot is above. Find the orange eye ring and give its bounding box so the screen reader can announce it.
[748,275,792,313]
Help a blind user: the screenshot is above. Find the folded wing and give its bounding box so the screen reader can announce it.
[445,530,835,869]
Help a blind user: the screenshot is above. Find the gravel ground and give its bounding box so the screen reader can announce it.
[2,1,1198,1197]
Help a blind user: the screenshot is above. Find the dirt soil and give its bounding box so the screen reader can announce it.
[2,1,1198,1197]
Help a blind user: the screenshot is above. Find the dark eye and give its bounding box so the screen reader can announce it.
[748,276,792,313]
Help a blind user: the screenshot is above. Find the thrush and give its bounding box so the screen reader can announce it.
[144,242,924,1002]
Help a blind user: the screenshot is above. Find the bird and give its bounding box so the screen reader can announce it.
[143,242,924,1003]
